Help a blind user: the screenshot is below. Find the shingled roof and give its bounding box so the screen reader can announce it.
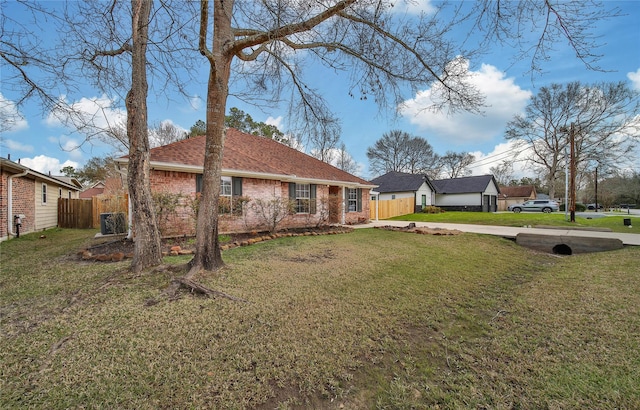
[431,174,500,194]
[499,185,536,198]
[124,128,373,187]
[370,171,435,193]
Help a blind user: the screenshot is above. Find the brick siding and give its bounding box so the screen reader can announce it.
[148,170,370,236]
[0,171,36,239]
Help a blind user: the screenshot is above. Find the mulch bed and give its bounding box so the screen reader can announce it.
[77,225,354,263]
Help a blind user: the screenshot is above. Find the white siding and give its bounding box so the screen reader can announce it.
[415,183,435,207]
[435,192,480,206]
[34,180,79,231]
[35,181,58,230]
[484,181,499,196]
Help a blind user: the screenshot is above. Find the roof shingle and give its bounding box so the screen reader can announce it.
[370,171,433,193]
[431,174,499,194]
[145,128,372,186]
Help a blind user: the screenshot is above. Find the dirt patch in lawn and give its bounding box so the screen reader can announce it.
[76,225,354,262]
[375,223,463,236]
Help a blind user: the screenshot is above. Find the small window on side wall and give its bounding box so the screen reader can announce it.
[42,184,48,204]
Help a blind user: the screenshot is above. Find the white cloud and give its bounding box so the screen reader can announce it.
[46,94,126,131]
[400,62,532,146]
[265,115,283,128]
[627,68,640,91]
[0,93,29,133]
[2,139,34,153]
[20,155,80,176]
[468,140,536,178]
[392,0,436,15]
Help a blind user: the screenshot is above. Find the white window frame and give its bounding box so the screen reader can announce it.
[295,183,311,214]
[220,176,232,196]
[42,183,48,204]
[347,188,358,212]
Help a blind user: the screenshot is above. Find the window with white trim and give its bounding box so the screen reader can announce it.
[220,176,232,196]
[295,183,310,213]
[347,188,362,212]
[42,183,47,204]
[348,188,357,212]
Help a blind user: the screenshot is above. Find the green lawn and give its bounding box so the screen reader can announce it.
[389,210,640,233]
[1,227,639,408]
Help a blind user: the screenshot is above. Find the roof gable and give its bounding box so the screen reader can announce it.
[370,171,433,193]
[142,129,372,186]
[432,175,499,194]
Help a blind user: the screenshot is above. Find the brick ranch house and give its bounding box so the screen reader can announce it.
[114,129,375,236]
[1,157,81,241]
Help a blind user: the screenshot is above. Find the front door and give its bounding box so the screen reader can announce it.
[328,186,341,224]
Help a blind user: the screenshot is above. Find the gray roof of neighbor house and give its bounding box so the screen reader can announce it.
[370,171,435,193]
[116,129,375,188]
[431,174,500,194]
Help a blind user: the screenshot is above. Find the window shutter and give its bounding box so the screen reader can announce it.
[357,188,362,212]
[310,184,317,214]
[289,182,296,199]
[196,174,203,193]
[232,177,242,196]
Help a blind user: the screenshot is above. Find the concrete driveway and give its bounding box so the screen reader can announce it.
[353,219,640,246]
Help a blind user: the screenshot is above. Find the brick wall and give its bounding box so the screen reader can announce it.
[0,171,36,240]
[148,170,370,236]
[14,177,35,234]
[0,170,8,239]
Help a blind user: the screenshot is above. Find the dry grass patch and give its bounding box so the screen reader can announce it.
[1,227,639,408]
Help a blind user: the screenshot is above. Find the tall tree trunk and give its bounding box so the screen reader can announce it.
[127,0,162,272]
[188,0,233,275]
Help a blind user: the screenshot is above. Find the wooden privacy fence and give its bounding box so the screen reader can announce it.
[58,198,93,229]
[58,195,128,229]
[370,197,415,220]
[92,195,128,229]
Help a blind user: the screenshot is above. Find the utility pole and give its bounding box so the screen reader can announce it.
[594,167,598,213]
[569,123,576,223]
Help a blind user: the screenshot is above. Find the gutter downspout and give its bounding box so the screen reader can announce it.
[7,169,29,237]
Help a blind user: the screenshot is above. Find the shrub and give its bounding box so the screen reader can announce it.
[559,203,586,212]
[152,191,183,236]
[248,197,296,233]
[422,205,443,214]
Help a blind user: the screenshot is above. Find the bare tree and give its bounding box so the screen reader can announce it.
[366,130,438,177]
[505,82,640,198]
[124,0,163,271]
[187,0,619,274]
[0,1,81,132]
[333,142,360,175]
[490,160,515,186]
[149,120,188,147]
[307,118,342,163]
[439,151,475,179]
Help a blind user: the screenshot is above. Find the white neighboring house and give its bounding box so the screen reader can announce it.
[369,171,436,213]
[431,174,501,212]
[369,172,501,213]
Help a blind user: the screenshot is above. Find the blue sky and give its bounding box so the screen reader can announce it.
[1,0,639,180]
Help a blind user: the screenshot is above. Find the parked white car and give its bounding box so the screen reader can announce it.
[508,200,559,213]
